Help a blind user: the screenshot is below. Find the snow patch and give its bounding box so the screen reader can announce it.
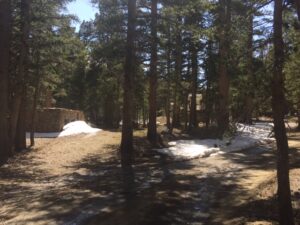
[26,121,102,138]
[236,122,273,141]
[58,121,101,137]
[155,123,274,161]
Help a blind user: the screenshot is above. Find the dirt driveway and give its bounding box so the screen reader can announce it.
[0,131,299,225]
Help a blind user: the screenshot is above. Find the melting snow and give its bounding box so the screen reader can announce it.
[155,123,274,160]
[58,121,101,137]
[27,121,102,138]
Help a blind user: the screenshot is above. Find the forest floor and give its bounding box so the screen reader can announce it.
[0,128,300,225]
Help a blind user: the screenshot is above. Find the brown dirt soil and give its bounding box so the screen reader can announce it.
[0,130,299,225]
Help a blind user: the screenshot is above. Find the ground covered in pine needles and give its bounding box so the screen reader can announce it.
[0,129,300,225]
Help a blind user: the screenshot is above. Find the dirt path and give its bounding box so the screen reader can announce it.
[0,131,300,225]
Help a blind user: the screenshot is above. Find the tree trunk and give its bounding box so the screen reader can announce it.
[147,0,158,145]
[172,21,182,129]
[244,14,254,124]
[30,55,41,147]
[10,0,31,151]
[272,1,295,224]
[297,108,300,130]
[120,0,136,166]
[184,92,189,130]
[0,0,12,163]
[104,96,115,128]
[165,89,171,130]
[295,0,300,21]
[217,0,231,135]
[205,41,214,128]
[15,89,27,151]
[30,83,39,147]
[165,29,172,130]
[9,95,23,151]
[189,42,198,129]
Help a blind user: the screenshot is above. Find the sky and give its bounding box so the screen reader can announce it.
[66,0,97,30]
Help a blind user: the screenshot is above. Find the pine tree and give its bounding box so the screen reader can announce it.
[120,0,137,165]
[272,0,294,224]
[147,0,158,145]
[217,0,231,135]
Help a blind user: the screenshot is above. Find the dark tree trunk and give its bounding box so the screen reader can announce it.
[104,97,115,128]
[10,96,23,151]
[15,89,27,151]
[165,86,171,130]
[147,0,158,145]
[30,83,39,147]
[189,42,198,129]
[184,92,189,130]
[243,14,254,124]
[0,0,12,163]
[297,110,300,130]
[120,0,136,166]
[172,21,182,129]
[272,1,295,224]
[10,0,31,151]
[295,0,300,21]
[30,55,41,147]
[217,0,231,135]
[205,41,214,128]
[297,108,300,130]
[165,29,172,130]
[142,102,147,128]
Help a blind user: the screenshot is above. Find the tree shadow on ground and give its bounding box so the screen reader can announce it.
[0,150,84,224]
[1,136,299,225]
[61,138,286,225]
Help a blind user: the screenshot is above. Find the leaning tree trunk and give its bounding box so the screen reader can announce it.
[217,0,231,135]
[272,0,295,224]
[120,0,136,166]
[0,0,12,163]
[147,0,158,145]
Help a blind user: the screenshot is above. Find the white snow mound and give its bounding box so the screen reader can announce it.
[156,123,274,161]
[58,121,102,137]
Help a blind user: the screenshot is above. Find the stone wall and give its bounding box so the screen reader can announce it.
[27,108,85,132]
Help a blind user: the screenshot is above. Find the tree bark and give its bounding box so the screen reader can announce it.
[205,40,214,128]
[15,89,27,151]
[297,107,300,130]
[0,0,12,163]
[30,54,41,147]
[10,0,31,151]
[184,92,189,130]
[189,42,198,129]
[120,0,136,166]
[30,83,39,147]
[172,20,182,129]
[295,0,300,21]
[272,1,295,224]
[217,0,231,135]
[165,27,172,130]
[244,13,254,124]
[147,0,158,145]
